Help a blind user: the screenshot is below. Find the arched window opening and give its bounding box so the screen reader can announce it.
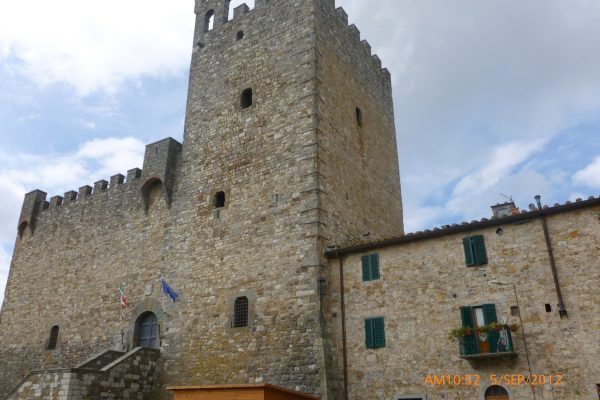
[485,385,509,400]
[356,107,363,127]
[18,221,28,239]
[47,326,59,350]
[236,30,244,40]
[204,10,215,32]
[141,177,163,213]
[233,296,249,328]
[240,88,253,109]
[136,312,159,348]
[214,191,226,208]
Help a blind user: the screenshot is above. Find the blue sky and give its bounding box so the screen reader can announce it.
[1,0,600,303]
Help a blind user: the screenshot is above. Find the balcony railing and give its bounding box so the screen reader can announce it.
[459,327,517,359]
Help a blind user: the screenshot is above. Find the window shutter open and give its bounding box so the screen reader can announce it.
[370,254,380,280]
[472,235,488,265]
[462,238,475,266]
[365,319,374,348]
[361,256,370,281]
[373,317,386,348]
[483,303,499,352]
[460,306,477,355]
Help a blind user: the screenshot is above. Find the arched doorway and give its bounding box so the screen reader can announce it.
[136,312,159,348]
[485,385,510,400]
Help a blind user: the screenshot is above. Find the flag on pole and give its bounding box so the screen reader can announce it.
[161,278,178,302]
[118,286,128,308]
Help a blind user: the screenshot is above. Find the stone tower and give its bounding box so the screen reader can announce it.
[0,0,403,399]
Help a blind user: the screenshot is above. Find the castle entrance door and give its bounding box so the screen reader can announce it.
[136,312,158,348]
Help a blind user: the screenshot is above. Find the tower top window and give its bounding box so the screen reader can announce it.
[204,10,215,32]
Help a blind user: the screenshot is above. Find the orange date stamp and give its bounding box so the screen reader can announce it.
[424,374,563,386]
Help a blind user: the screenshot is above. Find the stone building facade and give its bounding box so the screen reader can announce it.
[1,1,598,400]
[325,199,600,400]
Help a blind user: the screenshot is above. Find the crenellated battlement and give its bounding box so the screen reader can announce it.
[329,6,389,81]
[31,170,142,213]
[190,0,390,84]
[16,138,181,239]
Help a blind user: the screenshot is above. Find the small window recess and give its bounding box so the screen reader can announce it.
[356,107,363,127]
[545,303,552,313]
[236,30,244,40]
[214,191,225,208]
[47,325,59,350]
[233,296,249,328]
[18,221,28,239]
[240,88,253,109]
[204,10,215,32]
[318,278,328,296]
[510,306,519,317]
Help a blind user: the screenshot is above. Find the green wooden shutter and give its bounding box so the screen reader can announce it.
[460,306,477,355]
[370,254,380,280]
[361,256,370,281]
[483,303,499,353]
[462,238,475,266]
[364,319,374,348]
[472,235,488,265]
[373,317,386,348]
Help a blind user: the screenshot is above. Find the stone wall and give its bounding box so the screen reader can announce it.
[4,347,159,400]
[326,202,600,400]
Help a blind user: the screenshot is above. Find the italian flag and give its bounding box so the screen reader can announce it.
[119,286,128,308]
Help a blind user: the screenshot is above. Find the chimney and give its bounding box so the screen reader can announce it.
[491,201,518,218]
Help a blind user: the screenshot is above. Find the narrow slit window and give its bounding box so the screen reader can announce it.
[545,303,552,313]
[236,30,244,40]
[47,325,59,350]
[356,107,363,127]
[233,296,249,328]
[204,10,215,32]
[214,191,225,208]
[241,88,253,109]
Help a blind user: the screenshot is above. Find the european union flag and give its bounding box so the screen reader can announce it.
[161,278,178,302]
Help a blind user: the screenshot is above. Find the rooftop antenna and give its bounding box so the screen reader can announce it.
[500,193,513,203]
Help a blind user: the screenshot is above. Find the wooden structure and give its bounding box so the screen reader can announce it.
[168,384,320,400]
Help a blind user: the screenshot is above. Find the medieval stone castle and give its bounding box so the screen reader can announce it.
[0,1,598,400]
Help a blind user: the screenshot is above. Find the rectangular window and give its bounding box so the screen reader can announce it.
[361,253,380,281]
[365,317,386,349]
[462,235,488,266]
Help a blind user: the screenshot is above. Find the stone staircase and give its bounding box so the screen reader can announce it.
[2,347,160,400]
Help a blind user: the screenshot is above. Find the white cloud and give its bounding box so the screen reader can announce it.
[449,139,547,207]
[0,0,194,95]
[573,156,600,188]
[0,0,254,95]
[77,119,97,130]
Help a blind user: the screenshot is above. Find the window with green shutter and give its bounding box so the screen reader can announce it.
[361,253,380,281]
[365,317,386,349]
[462,235,488,266]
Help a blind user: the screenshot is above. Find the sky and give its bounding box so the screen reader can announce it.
[1,0,600,304]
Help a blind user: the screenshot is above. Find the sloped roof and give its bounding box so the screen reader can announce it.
[325,196,600,258]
